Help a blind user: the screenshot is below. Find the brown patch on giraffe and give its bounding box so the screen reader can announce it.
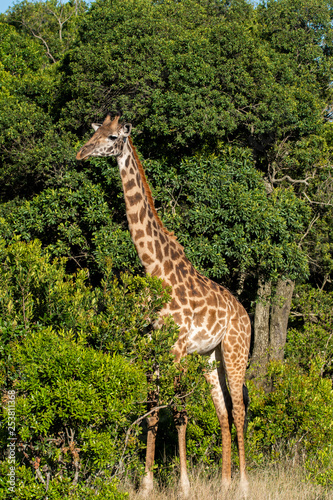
[142,253,154,265]
[124,179,136,192]
[164,260,174,275]
[193,306,208,327]
[139,206,146,224]
[176,260,189,281]
[128,213,139,224]
[160,233,166,245]
[147,207,153,219]
[207,292,218,308]
[139,241,145,248]
[207,309,217,330]
[193,313,204,328]
[171,248,180,260]
[125,156,131,168]
[172,312,182,324]
[121,169,127,177]
[155,240,163,261]
[129,167,135,175]
[147,241,154,254]
[146,221,152,237]
[187,275,203,298]
[169,273,177,285]
[176,260,189,279]
[135,229,145,239]
[127,192,143,206]
[189,299,205,310]
[164,244,169,257]
[169,298,181,310]
[230,352,238,362]
[175,284,187,305]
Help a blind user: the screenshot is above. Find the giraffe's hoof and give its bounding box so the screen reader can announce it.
[180,476,190,499]
[222,478,231,493]
[138,475,154,498]
[240,477,249,498]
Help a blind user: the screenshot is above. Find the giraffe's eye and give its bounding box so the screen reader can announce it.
[108,135,117,141]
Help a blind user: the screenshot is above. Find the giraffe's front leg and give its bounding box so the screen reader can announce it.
[171,332,190,498]
[173,408,190,499]
[140,368,160,496]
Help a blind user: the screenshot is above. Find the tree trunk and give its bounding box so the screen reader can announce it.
[269,279,295,361]
[249,278,271,379]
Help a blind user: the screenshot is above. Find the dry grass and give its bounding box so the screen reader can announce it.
[122,463,333,500]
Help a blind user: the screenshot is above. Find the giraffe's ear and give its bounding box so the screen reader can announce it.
[123,123,132,136]
[92,123,101,131]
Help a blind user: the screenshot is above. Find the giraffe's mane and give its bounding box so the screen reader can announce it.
[129,137,180,243]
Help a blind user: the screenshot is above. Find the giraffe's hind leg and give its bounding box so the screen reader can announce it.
[222,321,250,496]
[173,407,190,498]
[204,347,233,491]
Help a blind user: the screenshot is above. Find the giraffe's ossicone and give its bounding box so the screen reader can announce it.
[77,113,251,498]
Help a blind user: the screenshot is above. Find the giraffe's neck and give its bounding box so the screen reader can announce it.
[117,138,184,276]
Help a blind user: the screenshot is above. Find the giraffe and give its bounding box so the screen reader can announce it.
[76,112,251,497]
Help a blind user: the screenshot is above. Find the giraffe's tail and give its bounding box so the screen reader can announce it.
[243,383,250,435]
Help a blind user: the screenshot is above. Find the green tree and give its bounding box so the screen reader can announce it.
[0,21,77,201]
[286,285,333,377]
[6,0,87,63]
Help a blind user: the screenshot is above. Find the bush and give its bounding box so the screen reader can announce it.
[0,327,146,493]
[0,461,128,499]
[246,360,333,487]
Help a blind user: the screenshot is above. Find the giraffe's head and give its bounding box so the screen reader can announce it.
[76,113,132,160]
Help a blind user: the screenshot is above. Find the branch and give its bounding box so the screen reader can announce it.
[64,427,81,485]
[298,214,320,246]
[303,192,333,207]
[272,173,315,186]
[320,274,331,291]
[20,19,57,63]
[47,5,75,41]
[23,452,47,487]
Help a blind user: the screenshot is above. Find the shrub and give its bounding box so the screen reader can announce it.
[246,360,333,486]
[1,327,146,494]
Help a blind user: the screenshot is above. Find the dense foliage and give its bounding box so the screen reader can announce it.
[1,0,333,497]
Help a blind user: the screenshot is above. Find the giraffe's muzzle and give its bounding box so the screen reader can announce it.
[76,143,95,160]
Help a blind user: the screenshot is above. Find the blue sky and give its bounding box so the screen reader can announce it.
[0,0,15,13]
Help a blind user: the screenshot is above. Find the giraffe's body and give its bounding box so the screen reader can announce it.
[77,113,251,497]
